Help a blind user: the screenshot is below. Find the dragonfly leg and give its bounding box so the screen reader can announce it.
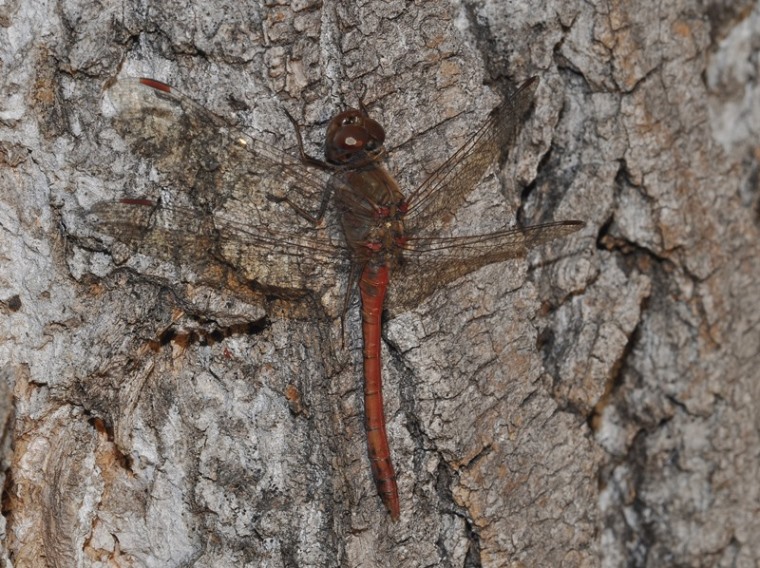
[352,83,370,117]
[262,110,337,225]
[265,185,333,225]
[283,109,333,170]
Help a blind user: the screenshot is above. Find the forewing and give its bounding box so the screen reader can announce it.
[105,78,340,219]
[403,77,539,234]
[386,220,584,315]
[95,78,350,293]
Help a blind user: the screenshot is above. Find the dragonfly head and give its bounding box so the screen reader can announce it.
[325,109,385,164]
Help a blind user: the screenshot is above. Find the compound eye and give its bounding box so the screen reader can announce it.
[364,119,385,146]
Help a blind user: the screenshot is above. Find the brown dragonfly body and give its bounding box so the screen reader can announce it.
[89,76,583,521]
[328,128,407,519]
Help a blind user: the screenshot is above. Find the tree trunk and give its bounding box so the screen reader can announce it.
[2,0,759,566]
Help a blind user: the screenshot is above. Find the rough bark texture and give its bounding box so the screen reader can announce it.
[1,0,759,566]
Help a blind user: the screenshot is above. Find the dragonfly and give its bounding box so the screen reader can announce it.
[89,75,584,521]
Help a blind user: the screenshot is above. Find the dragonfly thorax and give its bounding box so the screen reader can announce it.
[332,164,406,266]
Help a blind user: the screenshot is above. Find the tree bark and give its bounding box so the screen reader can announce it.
[1,0,759,566]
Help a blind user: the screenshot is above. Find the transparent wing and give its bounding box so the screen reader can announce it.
[88,199,350,294]
[403,77,540,235]
[104,78,341,217]
[94,78,351,294]
[386,220,584,315]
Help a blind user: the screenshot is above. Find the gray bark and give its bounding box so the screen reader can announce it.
[1,0,759,566]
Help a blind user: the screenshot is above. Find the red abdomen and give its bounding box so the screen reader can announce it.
[359,262,399,520]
